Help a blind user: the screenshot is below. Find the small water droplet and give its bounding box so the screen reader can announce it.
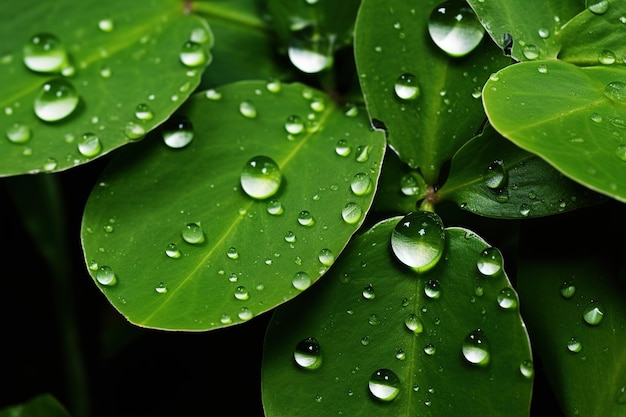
[181,222,205,244]
[165,243,181,258]
[239,101,257,118]
[234,285,249,300]
[288,25,333,74]
[424,343,436,355]
[362,284,375,300]
[266,200,284,216]
[77,132,102,157]
[309,96,325,112]
[497,287,518,309]
[266,78,282,93]
[522,44,540,60]
[391,211,446,272]
[520,359,534,378]
[587,0,609,14]
[297,210,315,226]
[284,231,297,243]
[179,41,208,67]
[599,49,616,65]
[355,144,371,162]
[537,28,550,39]
[162,116,194,148]
[155,282,168,294]
[350,173,373,196]
[405,313,424,333]
[559,280,576,299]
[5,123,31,144]
[292,271,312,290]
[237,307,253,321]
[34,78,79,122]
[360,336,370,346]
[484,160,507,189]
[394,73,420,100]
[476,247,503,276]
[342,202,363,224]
[462,329,490,366]
[205,89,222,100]
[318,248,335,266]
[23,33,69,73]
[567,336,582,353]
[98,19,114,32]
[424,280,441,299]
[400,173,421,196]
[582,300,604,325]
[96,265,117,286]
[240,156,282,199]
[293,337,322,369]
[43,157,58,171]
[135,103,154,121]
[226,247,239,259]
[395,348,406,360]
[335,139,352,156]
[368,369,400,402]
[428,0,485,57]
[285,115,304,135]
[537,64,548,74]
[604,81,626,102]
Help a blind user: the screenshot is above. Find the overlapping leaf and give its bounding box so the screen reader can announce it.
[80,81,385,331]
[263,217,532,417]
[0,0,211,176]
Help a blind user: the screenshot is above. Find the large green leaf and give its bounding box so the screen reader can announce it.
[0,0,211,176]
[263,217,532,416]
[354,0,511,184]
[80,81,386,331]
[438,123,607,218]
[483,59,626,203]
[467,0,582,61]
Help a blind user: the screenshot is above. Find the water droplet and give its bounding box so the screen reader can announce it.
[395,348,406,360]
[599,49,616,65]
[76,132,102,158]
[424,343,436,355]
[350,173,373,196]
[368,313,380,325]
[284,231,297,243]
[181,222,205,244]
[522,44,540,60]
[520,359,534,378]
[135,103,154,121]
[582,300,604,325]
[285,115,304,135]
[155,282,168,294]
[240,155,282,199]
[34,78,79,122]
[267,200,284,215]
[288,25,333,74]
[391,211,446,272]
[405,314,424,333]
[476,247,503,276]
[428,0,485,57]
[424,279,441,299]
[394,73,420,100]
[497,287,518,309]
[96,265,116,286]
[355,144,371,162]
[567,336,582,353]
[604,81,626,102]
[309,96,325,112]
[266,78,282,93]
[537,64,548,74]
[234,285,249,300]
[538,28,550,39]
[98,19,114,32]
[239,101,257,118]
[5,123,31,144]
[124,122,145,140]
[162,116,194,148]
[587,0,609,14]
[43,157,58,171]
[318,248,335,266]
[616,385,626,404]
[238,307,253,321]
[292,271,312,290]
[179,41,208,67]
[559,280,576,299]
[165,243,181,258]
[462,329,490,366]
[293,337,322,369]
[362,284,375,300]
[335,139,352,156]
[205,89,222,100]
[484,160,507,189]
[342,202,363,224]
[23,33,69,73]
[297,210,315,226]
[400,173,420,196]
[368,369,400,402]
[226,247,239,259]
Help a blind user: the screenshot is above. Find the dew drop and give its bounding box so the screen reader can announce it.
[34,78,79,122]
[179,41,208,67]
[23,33,69,73]
[395,348,406,360]
[394,73,420,100]
[368,313,380,326]
[616,385,626,404]
[368,369,400,402]
[497,287,518,309]
[355,144,371,162]
[462,329,490,366]
[238,307,253,321]
[98,19,115,32]
[135,103,154,121]
[227,247,239,259]
[318,248,335,266]
[165,243,181,258]
[297,210,315,226]
[234,285,249,300]
[342,202,363,224]
[520,359,534,378]
[567,336,582,353]
[181,222,205,244]
[240,156,282,199]
[284,231,297,243]
[162,116,194,148]
[604,81,626,102]
[267,200,284,215]
[239,101,257,118]
[293,337,322,369]
[43,157,58,171]
[6,123,31,144]
[405,313,424,333]
[427,0,485,57]
[288,26,333,74]
[335,139,352,156]
[155,282,168,294]
[484,160,507,189]
[424,343,436,355]
[350,173,373,196]
[266,78,282,93]
[284,115,304,135]
[559,280,576,299]
[476,247,503,276]
[522,44,540,60]
[400,173,420,196]
[362,284,375,300]
[96,265,116,286]
[292,271,312,290]
[587,0,609,14]
[582,300,604,325]
[77,132,102,157]
[599,50,616,65]
[391,211,446,272]
[425,280,441,299]
[124,122,146,140]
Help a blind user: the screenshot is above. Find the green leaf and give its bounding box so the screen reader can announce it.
[483,59,626,203]
[0,394,71,417]
[0,0,211,176]
[354,0,511,184]
[262,217,532,417]
[438,123,607,218]
[373,150,427,215]
[467,0,582,61]
[80,80,386,331]
[558,1,626,66]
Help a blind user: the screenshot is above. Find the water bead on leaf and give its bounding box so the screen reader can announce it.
[368,368,400,401]
[179,41,208,67]
[428,0,485,57]
[162,116,194,149]
[476,247,503,276]
[78,132,102,157]
[293,337,322,370]
[394,73,420,101]
[391,211,446,272]
[34,78,80,122]
[96,265,116,286]
[462,329,490,366]
[23,32,69,73]
[582,300,604,325]
[181,222,205,244]
[240,156,282,199]
[288,25,333,74]
[604,81,626,103]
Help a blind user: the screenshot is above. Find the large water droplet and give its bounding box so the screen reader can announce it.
[497,287,518,309]
[484,160,507,189]
[292,271,311,290]
[293,337,322,369]
[559,280,576,299]
[425,279,441,299]
[297,210,315,226]
[476,247,503,276]
[462,329,490,366]
[394,73,420,101]
[368,369,400,402]
[362,284,375,300]
[582,300,604,325]
[135,103,154,121]
[96,265,117,286]
[234,285,249,300]
[288,25,333,74]
[179,41,208,67]
[428,0,485,57]
[285,115,304,135]
[567,336,582,353]
[181,222,205,244]
[318,248,335,266]
[34,78,79,122]
[350,173,373,196]
[162,116,194,148]
[6,123,31,144]
[98,19,115,32]
[342,202,363,224]
[405,313,424,333]
[240,156,282,199]
[239,101,257,118]
[587,0,609,14]
[391,211,446,272]
[23,33,69,73]
[604,82,626,102]
[78,132,102,157]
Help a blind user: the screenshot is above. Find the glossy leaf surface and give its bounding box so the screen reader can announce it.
[354,0,511,184]
[0,0,210,176]
[81,81,386,331]
[439,123,607,218]
[263,217,532,416]
[483,60,626,203]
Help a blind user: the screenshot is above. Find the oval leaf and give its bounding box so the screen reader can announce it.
[0,0,211,176]
[80,81,386,331]
[483,60,626,203]
[262,217,532,416]
[354,0,510,183]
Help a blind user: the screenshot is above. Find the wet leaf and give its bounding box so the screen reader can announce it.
[354,0,511,184]
[80,80,386,331]
[483,59,626,203]
[438,123,607,218]
[0,0,211,176]
[467,0,582,61]
[263,217,532,417]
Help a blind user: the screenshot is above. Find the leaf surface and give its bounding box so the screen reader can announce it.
[263,217,532,416]
[80,81,386,331]
[0,0,210,176]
